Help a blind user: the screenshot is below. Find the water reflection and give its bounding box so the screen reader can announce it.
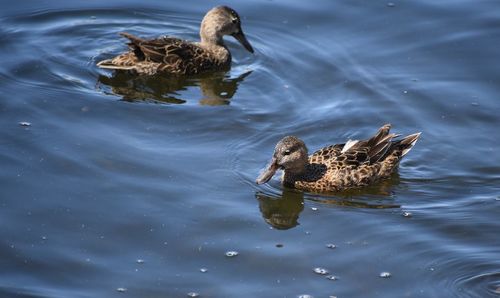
[96,70,252,105]
[315,174,403,198]
[305,174,403,209]
[256,177,402,229]
[256,189,305,230]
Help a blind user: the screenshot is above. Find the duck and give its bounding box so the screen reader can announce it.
[97,6,254,75]
[256,124,421,193]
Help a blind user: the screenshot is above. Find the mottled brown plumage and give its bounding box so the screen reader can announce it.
[97,6,253,75]
[256,124,421,193]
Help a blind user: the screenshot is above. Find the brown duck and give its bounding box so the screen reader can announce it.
[256,124,421,193]
[97,6,254,75]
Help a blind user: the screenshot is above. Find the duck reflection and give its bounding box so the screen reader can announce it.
[256,189,305,230]
[256,175,402,230]
[97,70,252,105]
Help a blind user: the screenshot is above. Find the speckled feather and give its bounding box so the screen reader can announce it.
[103,33,230,75]
[257,124,421,193]
[97,6,253,75]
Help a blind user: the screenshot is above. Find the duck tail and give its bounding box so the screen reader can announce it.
[119,32,145,44]
[367,124,400,162]
[367,124,392,147]
[96,32,146,71]
[376,131,420,177]
[397,132,421,157]
[96,59,136,70]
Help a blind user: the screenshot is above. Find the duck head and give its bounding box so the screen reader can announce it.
[200,6,254,53]
[256,136,309,184]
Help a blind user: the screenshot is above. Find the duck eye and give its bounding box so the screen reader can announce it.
[283,149,291,155]
[231,18,238,24]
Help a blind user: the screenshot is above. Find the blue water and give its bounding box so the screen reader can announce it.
[1,0,500,297]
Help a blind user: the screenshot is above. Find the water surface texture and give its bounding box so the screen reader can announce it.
[1,0,500,297]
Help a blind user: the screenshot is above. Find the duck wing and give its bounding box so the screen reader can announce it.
[310,144,343,162]
[344,124,401,163]
[120,32,212,74]
[310,124,398,168]
[334,124,420,173]
[310,143,369,167]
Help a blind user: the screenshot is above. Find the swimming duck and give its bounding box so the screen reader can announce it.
[256,124,421,193]
[97,6,254,75]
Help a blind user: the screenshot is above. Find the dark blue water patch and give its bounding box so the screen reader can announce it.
[1,1,500,297]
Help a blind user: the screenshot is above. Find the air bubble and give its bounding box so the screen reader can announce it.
[313,267,329,275]
[225,251,239,257]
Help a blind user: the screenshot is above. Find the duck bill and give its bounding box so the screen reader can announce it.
[232,30,254,53]
[256,158,279,184]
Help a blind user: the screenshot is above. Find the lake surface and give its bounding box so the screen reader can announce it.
[1,0,500,297]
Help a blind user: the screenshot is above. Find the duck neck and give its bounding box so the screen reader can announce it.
[200,23,225,47]
[283,163,309,187]
[199,25,231,65]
